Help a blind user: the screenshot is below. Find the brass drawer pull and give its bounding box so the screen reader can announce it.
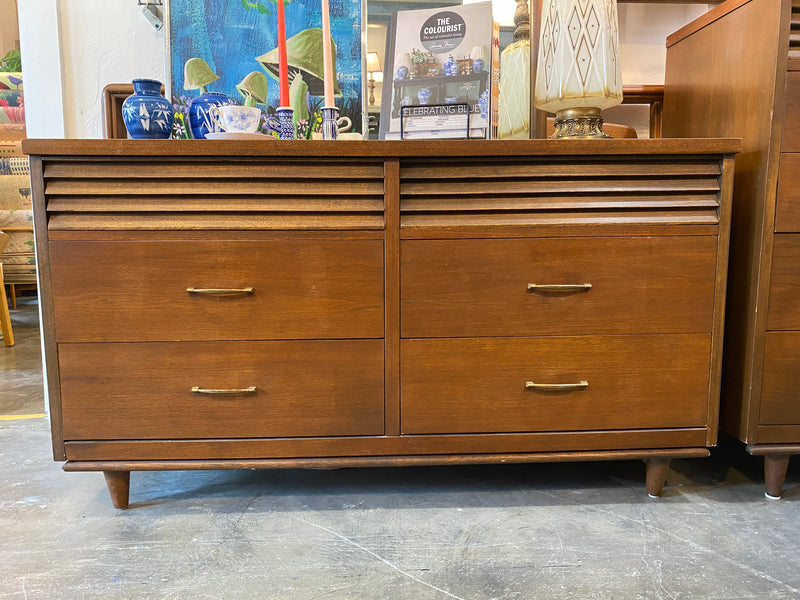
[525,381,589,390]
[186,287,254,295]
[191,386,257,394]
[527,283,592,292]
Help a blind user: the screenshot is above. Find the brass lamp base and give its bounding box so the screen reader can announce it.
[550,107,611,139]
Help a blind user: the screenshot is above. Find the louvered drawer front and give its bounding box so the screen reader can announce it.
[49,239,384,341]
[43,158,385,230]
[401,236,717,338]
[59,340,385,439]
[401,335,711,434]
[775,155,800,232]
[399,156,722,230]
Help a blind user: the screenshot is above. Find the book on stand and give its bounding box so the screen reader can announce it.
[379,1,498,140]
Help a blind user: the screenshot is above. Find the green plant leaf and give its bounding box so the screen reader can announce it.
[257,3,269,13]
[0,49,22,72]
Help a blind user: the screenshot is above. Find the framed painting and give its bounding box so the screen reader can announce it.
[165,0,366,138]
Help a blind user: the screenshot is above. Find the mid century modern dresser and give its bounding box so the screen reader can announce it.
[664,0,800,498]
[24,139,738,508]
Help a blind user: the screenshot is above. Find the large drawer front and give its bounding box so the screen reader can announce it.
[775,155,800,232]
[767,234,800,330]
[401,237,717,338]
[401,335,711,434]
[50,240,384,341]
[760,332,800,426]
[59,340,385,439]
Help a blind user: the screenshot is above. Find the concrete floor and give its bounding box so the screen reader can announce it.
[1,297,799,599]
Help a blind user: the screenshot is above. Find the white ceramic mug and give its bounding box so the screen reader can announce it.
[209,105,262,133]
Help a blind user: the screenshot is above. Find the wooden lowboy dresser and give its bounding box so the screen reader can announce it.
[664,0,800,498]
[23,138,738,508]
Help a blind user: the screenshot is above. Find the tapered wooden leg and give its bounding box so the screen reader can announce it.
[764,454,791,500]
[103,471,131,509]
[645,458,671,498]
[0,271,13,347]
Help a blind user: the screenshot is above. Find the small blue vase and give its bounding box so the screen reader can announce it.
[473,58,485,73]
[417,88,431,105]
[396,65,408,80]
[188,91,230,139]
[121,79,174,139]
[444,55,455,76]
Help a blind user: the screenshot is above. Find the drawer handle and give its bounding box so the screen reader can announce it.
[525,381,589,391]
[527,283,592,292]
[186,287,255,295]
[191,386,257,394]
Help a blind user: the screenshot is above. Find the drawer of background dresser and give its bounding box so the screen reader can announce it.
[49,239,384,341]
[759,332,800,426]
[401,237,717,338]
[767,234,800,330]
[401,335,711,434]
[58,340,385,439]
[774,155,800,232]
[782,71,800,153]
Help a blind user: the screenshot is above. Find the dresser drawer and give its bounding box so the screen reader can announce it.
[782,71,800,153]
[49,240,384,341]
[401,335,711,434]
[775,154,800,232]
[59,340,385,439]
[759,332,800,426]
[401,237,717,338]
[767,234,800,330]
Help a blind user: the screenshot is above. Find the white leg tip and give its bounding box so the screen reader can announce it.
[647,493,660,499]
[765,492,782,500]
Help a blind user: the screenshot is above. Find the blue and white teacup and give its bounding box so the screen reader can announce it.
[209,104,261,133]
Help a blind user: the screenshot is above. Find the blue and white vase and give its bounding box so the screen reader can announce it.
[473,58,485,73]
[478,89,489,121]
[417,88,431,105]
[266,106,296,140]
[444,55,455,76]
[121,79,174,139]
[449,61,460,76]
[396,65,408,80]
[187,91,231,139]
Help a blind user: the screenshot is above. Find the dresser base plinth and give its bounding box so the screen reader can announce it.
[68,448,710,508]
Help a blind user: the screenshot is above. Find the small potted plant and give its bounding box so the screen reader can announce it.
[409,48,426,78]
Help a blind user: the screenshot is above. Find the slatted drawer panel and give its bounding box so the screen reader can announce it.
[790,0,800,60]
[43,158,385,230]
[399,156,722,229]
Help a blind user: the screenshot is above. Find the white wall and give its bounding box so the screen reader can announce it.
[18,0,165,139]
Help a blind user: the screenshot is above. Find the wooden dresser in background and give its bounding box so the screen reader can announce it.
[23,139,737,508]
[664,0,800,498]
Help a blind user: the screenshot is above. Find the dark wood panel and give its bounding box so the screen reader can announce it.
[23,138,741,158]
[401,236,717,337]
[48,213,384,231]
[62,448,712,472]
[400,159,720,180]
[783,72,800,152]
[50,239,384,341]
[767,234,800,329]
[760,332,800,425]
[43,161,384,180]
[754,426,800,444]
[401,210,719,229]
[59,340,384,439]
[46,195,385,213]
[775,154,800,231]
[401,335,712,434]
[384,159,401,436]
[62,429,711,461]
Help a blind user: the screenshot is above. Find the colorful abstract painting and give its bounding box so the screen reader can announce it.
[167,0,364,137]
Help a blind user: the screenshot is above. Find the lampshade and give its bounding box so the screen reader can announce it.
[367,52,382,74]
[534,0,622,138]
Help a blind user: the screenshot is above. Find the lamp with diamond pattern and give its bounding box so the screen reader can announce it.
[534,0,622,139]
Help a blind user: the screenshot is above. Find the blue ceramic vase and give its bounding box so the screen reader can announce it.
[444,55,455,76]
[417,88,431,105]
[473,58,485,73]
[121,79,174,139]
[187,91,230,139]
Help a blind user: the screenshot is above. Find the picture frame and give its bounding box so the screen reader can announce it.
[164,0,366,138]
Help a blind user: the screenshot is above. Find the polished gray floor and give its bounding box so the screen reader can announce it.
[1,297,799,599]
